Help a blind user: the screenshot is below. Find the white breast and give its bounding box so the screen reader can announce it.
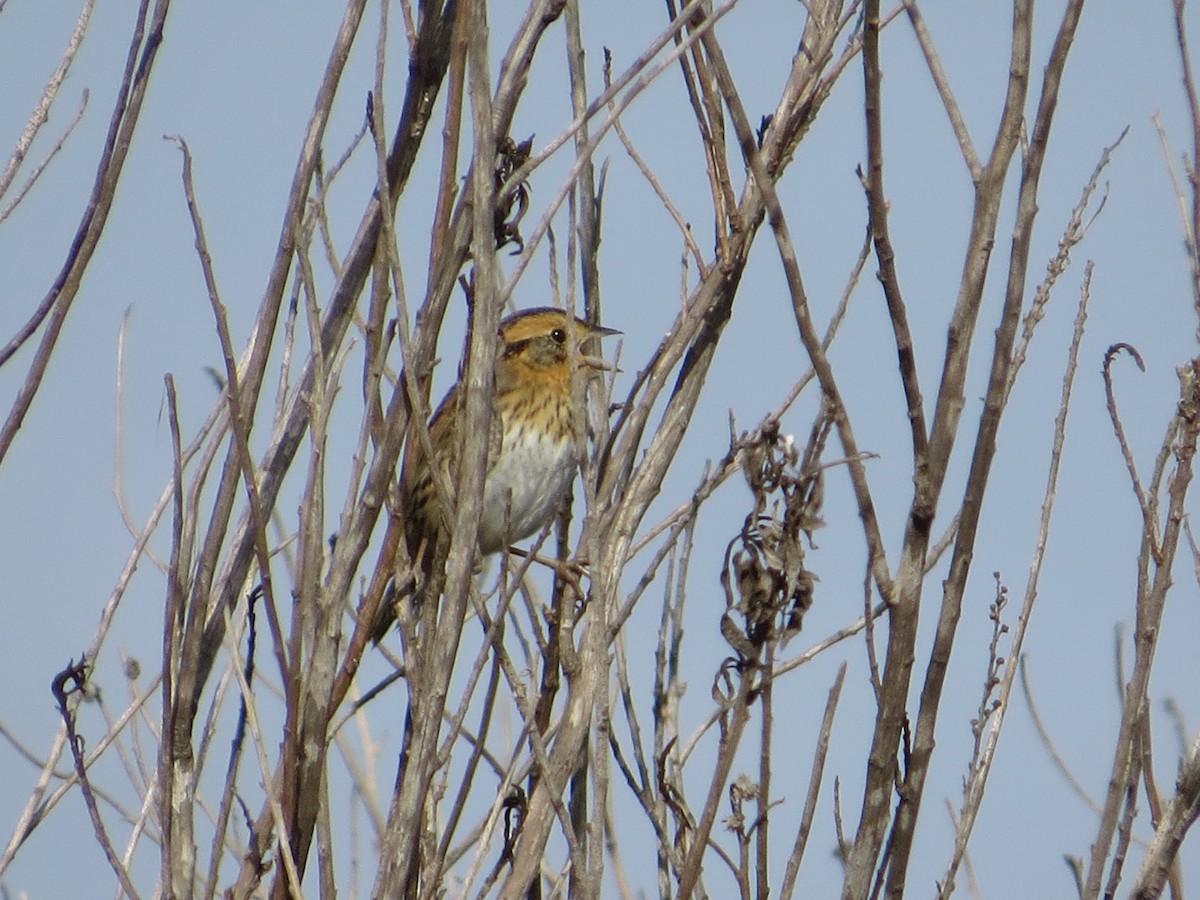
[477,427,580,554]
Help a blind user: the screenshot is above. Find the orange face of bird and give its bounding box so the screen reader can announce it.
[495,308,618,393]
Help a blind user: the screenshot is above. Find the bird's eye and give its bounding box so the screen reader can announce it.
[550,327,566,344]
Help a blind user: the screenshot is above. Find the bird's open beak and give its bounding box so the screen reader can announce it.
[581,324,620,371]
[581,355,614,371]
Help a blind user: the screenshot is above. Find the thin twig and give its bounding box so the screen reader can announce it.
[779,662,848,900]
[886,0,1086,888]
[938,257,1096,897]
[0,88,90,224]
[898,0,980,178]
[1103,343,1159,561]
[861,0,928,460]
[0,0,168,467]
[52,659,143,900]
[1084,358,1200,897]
[0,0,95,204]
[602,48,707,277]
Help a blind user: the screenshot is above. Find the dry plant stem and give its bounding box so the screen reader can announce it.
[495,0,854,885]
[861,0,927,461]
[563,4,607,892]
[358,189,392,453]
[1166,695,1191,759]
[899,0,980,178]
[159,375,194,899]
[1104,345,1159,557]
[170,136,288,679]
[675,668,759,900]
[220,609,304,899]
[656,532,692,886]
[770,602,887,680]
[497,0,737,307]
[755,646,773,900]
[779,662,849,900]
[604,805,635,900]
[1083,360,1200,896]
[372,1,501,893]
[334,722,386,835]
[0,88,90,225]
[0,0,167,467]
[857,0,1037,880]
[936,262,1093,898]
[564,0,602,319]
[679,34,899,895]
[1006,131,1125,398]
[1134,684,1176,895]
[1104,736,1143,899]
[0,0,94,210]
[193,0,375,719]
[1132,730,1200,897]
[229,2,460,892]
[612,627,669,848]
[602,51,707,276]
[112,310,168,573]
[1154,114,1197,299]
[123,788,161,888]
[1171,0,1200,326]
[52,662,142,900]
[669,0,736,255]
[766,0,870,171]
[889,0,1084,889]
[428,0,468,273]
[316,778,336,899]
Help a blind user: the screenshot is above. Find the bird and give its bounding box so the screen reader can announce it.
[368,306,617,642]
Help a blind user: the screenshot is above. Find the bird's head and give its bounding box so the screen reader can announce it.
[496,307,618,390]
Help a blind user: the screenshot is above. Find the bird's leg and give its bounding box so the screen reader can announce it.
[504,546,588,603]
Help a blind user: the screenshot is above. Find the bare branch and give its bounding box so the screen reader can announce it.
[1103,343,1159,559]
[779,662,848,900]
[0,0,95,204]
[899,0,981,178]
[1131,729,1200,897]
[0,0,169,465]
[0,88,89,225]
[862,0,928,459]
[52,659,142,900]
[883,0,1086,889]
[1084,359,1200,896]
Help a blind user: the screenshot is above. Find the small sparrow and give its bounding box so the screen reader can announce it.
[369,307,616,640]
